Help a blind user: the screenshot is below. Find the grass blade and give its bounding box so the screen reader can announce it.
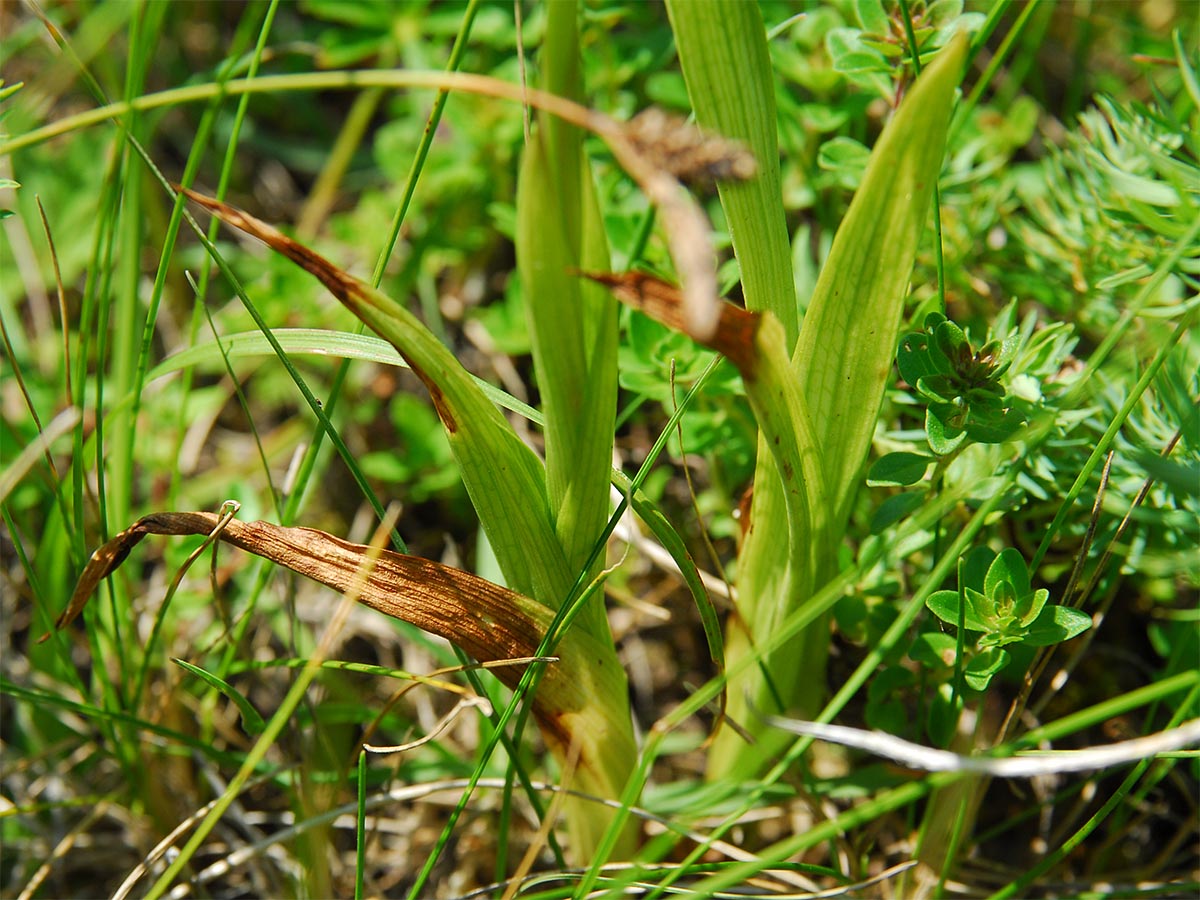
[172,658,265,736]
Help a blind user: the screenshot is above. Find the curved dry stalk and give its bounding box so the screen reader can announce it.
[355,656,556,763]
[0,405,79,502]
[112,773,281,900]
[461,859,917,900]
[6,67,754,343]
[764,715,1200,778]
[502,733,583,900]
[17,800,113,900]
[363,695,492,754]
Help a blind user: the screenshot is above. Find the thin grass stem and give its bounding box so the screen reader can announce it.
[354,750,366,900]
[897,0,948,312]
[168,0,278,506]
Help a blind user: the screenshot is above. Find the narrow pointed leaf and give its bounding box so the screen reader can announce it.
[511,5,634,859]
[178,188,575,610]
[664,4,807,769]
[172,658,266,736]
[793,32,970,530]
[144,328,542,422]
[667,0,798,345]
[516,1,618,625]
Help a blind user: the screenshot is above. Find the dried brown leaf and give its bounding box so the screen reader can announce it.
[174,186,460,426]
[623,109,757,188]
[175,187,353,301]
[51,512,551,679]
[579,270,762,377]
[51,511,641,778]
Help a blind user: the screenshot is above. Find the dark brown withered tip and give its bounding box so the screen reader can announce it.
[578,269,761,379]
[623,109,757,188]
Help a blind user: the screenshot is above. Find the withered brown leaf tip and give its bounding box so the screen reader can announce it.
[624,108,757,188]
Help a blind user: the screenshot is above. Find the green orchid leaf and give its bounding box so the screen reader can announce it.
[793,32,969,526]
[667,0,797,343]
[516,0,617,586]
[664,16,969,778]
[666,1,811,785]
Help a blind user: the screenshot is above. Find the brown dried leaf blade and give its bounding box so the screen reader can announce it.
[623,109,757,188]
[49,512,552,687]
[580,270,762,377]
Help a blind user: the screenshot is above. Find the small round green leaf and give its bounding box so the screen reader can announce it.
[963,647,1010,691]
[867,452,934,487]
[910,630,957,669]
[926,590,990,631]
[854,0,890,33]
[926,407,967,455]
[1023,605,1093,647]
[985,548,1032,598]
